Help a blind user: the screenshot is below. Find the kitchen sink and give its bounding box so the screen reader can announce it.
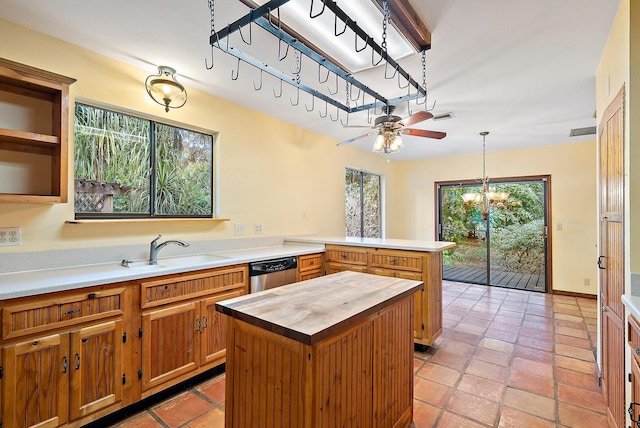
[159,254,228,266]
[121,254,228,270]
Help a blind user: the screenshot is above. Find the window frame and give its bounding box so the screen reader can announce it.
[73,99,219,220]
[344,166,383,238]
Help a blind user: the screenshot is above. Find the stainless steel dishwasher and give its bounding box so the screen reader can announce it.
[249,256,298,293]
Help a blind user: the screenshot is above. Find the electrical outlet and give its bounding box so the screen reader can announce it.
[584,278,590,286]
[557,223,563,231]
[254,224,262,234]
[0,227,21,246]
[234,223,244,236]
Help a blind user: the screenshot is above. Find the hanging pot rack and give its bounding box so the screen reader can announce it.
[207,0,432,117]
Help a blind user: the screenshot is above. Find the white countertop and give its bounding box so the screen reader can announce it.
[284,236,456,252]
[0,244,323,300]
[623,294,640,320]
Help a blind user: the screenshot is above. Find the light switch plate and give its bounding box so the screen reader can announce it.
[0,227,21,246]
[234,223,245,236]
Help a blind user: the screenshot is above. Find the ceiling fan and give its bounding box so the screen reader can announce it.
[337,105,446,153]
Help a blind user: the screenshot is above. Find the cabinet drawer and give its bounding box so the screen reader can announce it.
[298,253,324,273]
[629,315,640,363]
[325,245,367,265]
[369,267,423,281]
[141,265,247,309]
[2,287,127,340]
[369,250,423,272]
[326,262,367,275]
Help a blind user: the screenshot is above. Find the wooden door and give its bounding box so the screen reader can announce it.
[69,320,123,420]
[200,289,244,367]
[2,333,70,428]
[141,302,199,391]
[598,85,625,428]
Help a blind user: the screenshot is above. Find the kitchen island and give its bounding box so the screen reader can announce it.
[216,270,424,428]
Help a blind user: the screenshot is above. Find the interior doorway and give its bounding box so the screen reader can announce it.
[436,176,551,292]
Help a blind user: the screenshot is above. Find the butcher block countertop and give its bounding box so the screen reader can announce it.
[215,270,424,345]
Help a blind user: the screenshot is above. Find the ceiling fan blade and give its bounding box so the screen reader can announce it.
[401,128,447,139]
[337,131,377,146]
[399,111,433,127]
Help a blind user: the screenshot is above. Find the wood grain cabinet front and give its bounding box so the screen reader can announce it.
[296,253,324,281]
[1,286,130,428]
[139,265,247,397]
[324,244,443,346]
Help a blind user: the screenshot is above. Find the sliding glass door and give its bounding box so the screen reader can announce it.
[437,177,549,292]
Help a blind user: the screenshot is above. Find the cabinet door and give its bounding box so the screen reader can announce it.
[69,320,124,420]
[200,289,245,367]
[631,355,640,421]
[2,333,70,428]
[141,302,199,391]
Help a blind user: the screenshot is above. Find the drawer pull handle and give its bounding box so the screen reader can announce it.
[62,356,68,373]
[64,309,81,316]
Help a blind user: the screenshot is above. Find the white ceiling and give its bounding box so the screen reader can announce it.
[0,0,621,160]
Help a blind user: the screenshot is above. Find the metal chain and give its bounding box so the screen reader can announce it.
[208,0,215,36]
[345,82,350,109]
[381,0,389,53]
[294,49,301,83]
[421,49,427,105]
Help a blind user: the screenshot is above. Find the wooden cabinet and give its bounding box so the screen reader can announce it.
[139,265,247,397]
[628,315,640,422]
[1,285,130,428]
[0,58,75,203]
[325,244,443,346]
[296,253,324,281]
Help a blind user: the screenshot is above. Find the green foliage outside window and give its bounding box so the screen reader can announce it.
[74,103,213,218]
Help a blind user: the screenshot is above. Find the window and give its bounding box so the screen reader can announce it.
[74,103,214,219]
[345,167,381,238]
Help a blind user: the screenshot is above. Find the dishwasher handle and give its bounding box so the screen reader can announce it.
[249,257,298,276]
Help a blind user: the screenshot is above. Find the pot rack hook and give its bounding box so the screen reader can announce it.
[205,44,214,70]
[406,98,413,117]
[253,69,263,91]
[367,105,373,124]
[330,104,340,122]
[341,112,350,127]
[231,58,241,80]
[397,72,409,89]
[290,86,300,106]
[310,0,326,19]
[335,14,348,36]
[319,63,330,83]
[384,61,399,79]
[328,73,339,95]
[273,79,283,98]
[355,34,369,53]
[372,47,383,67]
[319,99,328,118]
[239,12,253,45]
[350,84,361,102]
[267,7,281,29]
[305,94,315,112]
[278,38,290,61]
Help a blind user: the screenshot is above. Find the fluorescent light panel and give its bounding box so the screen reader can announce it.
[254,0,416,73]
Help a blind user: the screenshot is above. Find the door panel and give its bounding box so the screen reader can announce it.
[2,334,70,428]
[598,85,625,428]
[69,320,123,420]
[201,290,245,366]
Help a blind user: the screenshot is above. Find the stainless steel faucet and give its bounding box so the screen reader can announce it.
[149,234,190,265]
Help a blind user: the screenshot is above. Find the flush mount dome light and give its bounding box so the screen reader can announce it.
[145,66,187,113]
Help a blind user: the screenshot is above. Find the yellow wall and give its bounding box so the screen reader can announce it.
[397,141,598,294]
[0,19,400,252]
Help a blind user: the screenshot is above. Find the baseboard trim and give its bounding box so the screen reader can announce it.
[552,289,597,299]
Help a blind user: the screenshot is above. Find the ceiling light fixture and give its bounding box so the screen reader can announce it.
[462,132,509,220]
[145,66,187,113]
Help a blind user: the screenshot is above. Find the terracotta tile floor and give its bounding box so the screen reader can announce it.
[112,281,604,427]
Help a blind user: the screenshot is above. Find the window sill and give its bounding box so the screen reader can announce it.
[65,218,230,224]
